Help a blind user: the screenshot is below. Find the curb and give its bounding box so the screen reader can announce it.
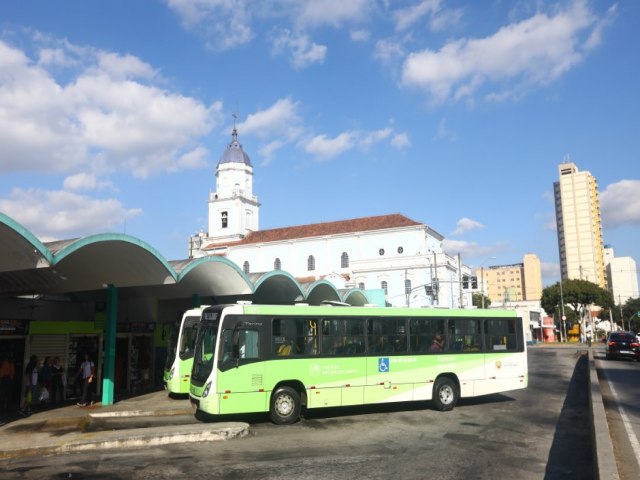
[589,350,620,480]
[0,422,249,459]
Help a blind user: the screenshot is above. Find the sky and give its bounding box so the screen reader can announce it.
[1,0,639,289]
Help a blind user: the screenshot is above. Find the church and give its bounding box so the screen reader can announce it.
[189,128,472,308]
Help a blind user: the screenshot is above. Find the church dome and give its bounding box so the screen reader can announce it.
[218,128,252,166]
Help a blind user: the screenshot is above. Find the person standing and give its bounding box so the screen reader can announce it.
[0,356,15,411]
[51,357,64,404]
[77,353,95,407]
[21,355,38,416]
[40,356,52,404]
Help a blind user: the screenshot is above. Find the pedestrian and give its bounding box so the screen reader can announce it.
[0,356,15,411]
[39,356,52,405]
[21,355,38,416]
[76,353,96,407]
[51,357,64,403]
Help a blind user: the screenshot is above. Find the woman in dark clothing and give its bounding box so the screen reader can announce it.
[51,357,64,403]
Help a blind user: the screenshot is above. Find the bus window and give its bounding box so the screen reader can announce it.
[321,318,365,355]
[485,319,518,351]
[409,317,446,353]
[221,329,260,362]
[272,318,318,356]
[449,318,482,352]
[367,317,408,354]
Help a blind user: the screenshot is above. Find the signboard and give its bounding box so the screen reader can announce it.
[0,319,29,335]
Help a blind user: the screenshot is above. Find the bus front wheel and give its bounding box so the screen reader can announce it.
[432,377,459,411]
[270,386,301,425]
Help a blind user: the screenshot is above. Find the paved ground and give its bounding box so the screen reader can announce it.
[0,390,248,458]
[0,343,618,479]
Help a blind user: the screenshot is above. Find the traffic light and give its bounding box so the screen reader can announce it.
[462,275,469,289]
[471,276,478,289]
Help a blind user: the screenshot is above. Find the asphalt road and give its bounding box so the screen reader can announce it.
[0,346,593,480]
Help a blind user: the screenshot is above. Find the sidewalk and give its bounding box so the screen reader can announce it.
[0,390,249,459]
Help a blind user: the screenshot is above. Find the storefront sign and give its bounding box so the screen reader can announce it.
[0,319,29,335]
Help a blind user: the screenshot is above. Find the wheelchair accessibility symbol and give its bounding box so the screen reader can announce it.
[378,357,389,373]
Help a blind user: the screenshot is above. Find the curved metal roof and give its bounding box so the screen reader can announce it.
[218,128,252,167]
[0,213,369,306]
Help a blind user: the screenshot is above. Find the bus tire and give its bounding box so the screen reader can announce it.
[432,377,458,412]
[270,386,301,425]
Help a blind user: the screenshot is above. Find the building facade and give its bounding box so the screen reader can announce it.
[604,246,639,305]
[479,254,542,304]
[190,129,472,308]
[553,161,606,288]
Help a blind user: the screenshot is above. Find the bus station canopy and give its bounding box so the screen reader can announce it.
[0,213,369,306]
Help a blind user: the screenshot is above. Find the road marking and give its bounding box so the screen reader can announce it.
[602,366,640,462]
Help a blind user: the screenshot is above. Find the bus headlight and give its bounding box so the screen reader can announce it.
[168,366,175,380]
[202,381,212,398]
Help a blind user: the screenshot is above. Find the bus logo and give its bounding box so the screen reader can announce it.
[378,357,389,373]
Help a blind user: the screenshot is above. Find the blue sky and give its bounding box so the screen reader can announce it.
[1,0,638,288]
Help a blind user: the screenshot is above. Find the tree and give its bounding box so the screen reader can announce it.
[622,297,640,332]
[541,279,614,334]
[472,293,491,309]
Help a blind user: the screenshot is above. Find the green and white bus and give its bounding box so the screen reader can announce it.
[189,303,527,424]
[164,306,210,395]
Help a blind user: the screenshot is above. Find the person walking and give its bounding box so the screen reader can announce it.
[51,357,64,404]
[77,353,95,407]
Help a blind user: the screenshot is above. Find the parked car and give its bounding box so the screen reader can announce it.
[605,331,640,361]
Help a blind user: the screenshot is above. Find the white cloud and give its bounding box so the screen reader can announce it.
[0,188,141,240]
[166,0,254,50]
[238,98,302,140]
[360,128,392,148]
[442,238,500,259]
[400,2,607,104]
[63,173,113,191]
[541,261,561,282]
[0,38,220,178]
[271,30,327,69]
[394,0,442,32]
[374,39,405,62]
[304,132,355,160]
[295,0,371,28]
[350,29,370,42]
[451,217,485,236]
[391,132,410,149]
[600,179,640,229]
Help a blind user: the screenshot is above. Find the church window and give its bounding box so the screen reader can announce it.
[307,255,315,271]
[341,252,349,268]
[405,279,412,294]
[243,261,250,274]
[379,248,385,256]
[397,246,404,254]
[381,281,388,294]
[358,282,365,290]
[274,258,281,270]
[221,211,228,228]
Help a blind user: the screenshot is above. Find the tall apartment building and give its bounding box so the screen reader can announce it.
[553,161,606,288]
[479,254,542,304]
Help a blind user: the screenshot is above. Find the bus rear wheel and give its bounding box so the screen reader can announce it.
[270,386,301,425]
[432,377,459,411]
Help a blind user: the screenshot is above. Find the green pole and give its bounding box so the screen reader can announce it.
[102,284,117,405]
[192,293,201,308]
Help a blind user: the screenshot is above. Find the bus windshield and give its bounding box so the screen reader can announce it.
[192,320,220,383]
[179,316,200,359]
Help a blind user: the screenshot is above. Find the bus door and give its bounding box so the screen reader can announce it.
[217,317,267,415]
[365,317,413,404]
[447,318,484,397]
[479,317,525,395]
